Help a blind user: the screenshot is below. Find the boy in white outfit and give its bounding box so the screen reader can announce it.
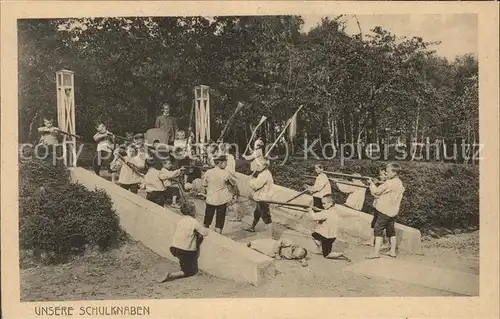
[308,195,350,261]
[244,159,274,238]
[366,163,405,259]
[305,164,332,209]
[110,145,145,194]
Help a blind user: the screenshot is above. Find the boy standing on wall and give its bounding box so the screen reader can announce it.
[366,163,405,259]
[37,117,63,161]
[92,123,114,176]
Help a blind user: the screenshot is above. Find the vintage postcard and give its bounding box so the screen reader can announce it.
[1,1,499,319]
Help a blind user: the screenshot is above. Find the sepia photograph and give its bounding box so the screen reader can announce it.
[1,2,499,319]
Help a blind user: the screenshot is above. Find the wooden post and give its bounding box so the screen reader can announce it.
[56,70,77,167]
[194,85,210,147]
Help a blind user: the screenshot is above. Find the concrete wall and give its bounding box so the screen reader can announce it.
[69,167,275,285]
[233,172,422,254]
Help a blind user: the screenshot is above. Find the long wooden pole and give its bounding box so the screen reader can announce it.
[304,175,369,189]
[244,116,267,154]
[218,102,245,142]
[262,199,322,211]
[322,170,371,180]
[275,189,309,208]
[265,105,304,158]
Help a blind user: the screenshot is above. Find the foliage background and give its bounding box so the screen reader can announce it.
[18,17,478,150]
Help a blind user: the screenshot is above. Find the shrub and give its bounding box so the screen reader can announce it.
[270,159,479,233]
[19,158,123,263]
[20,182,121,261]
[19,158,70,198]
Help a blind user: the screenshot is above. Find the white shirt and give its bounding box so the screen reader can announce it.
[309,205,339,239]
[311,173,332,198]
[93,131,114,152]
[202,166,234,206]
[370,177,405,217]
[111,155,145,185]
[249,169,274,202]
[174,139,187,149]
[143,167,181,192]
[171,216,208,251]
[38,127,59,145]
[336,181,366,210]
[244,149,264,171]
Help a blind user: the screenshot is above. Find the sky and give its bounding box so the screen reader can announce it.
[301,14,478,61]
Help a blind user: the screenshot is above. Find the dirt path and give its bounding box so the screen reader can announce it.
[20,229,478,301]
[21,239,464,301]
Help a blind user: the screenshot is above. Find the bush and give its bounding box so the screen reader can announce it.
[19,158,70,198]
[269,159,479,233]
[19,158,123,263]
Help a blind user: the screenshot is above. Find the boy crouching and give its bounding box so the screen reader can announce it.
[308,195,350,261]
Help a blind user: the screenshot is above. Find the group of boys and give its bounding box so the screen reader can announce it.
[39,115,405,282]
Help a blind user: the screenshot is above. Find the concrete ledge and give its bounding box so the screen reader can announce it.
[233,172,422,254]
[69,167,275,285]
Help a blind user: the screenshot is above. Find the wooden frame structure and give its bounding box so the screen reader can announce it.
[194,85,210,145]
[56,69,77,167]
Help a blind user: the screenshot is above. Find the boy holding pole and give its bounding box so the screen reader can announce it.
[37,117,63,161]
[244,159,275,238]
[305,164,332,209]
[110,144,145,194]
[243,138,265,172]
[143,156,184,207]
[308,195,351,261]
[366,163,405,259]
[202,155,239,234]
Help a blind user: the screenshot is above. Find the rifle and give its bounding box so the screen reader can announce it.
[112,134,132,143]
[54,128,81,139]
[303,175,373,188]
[115,154,145,177]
